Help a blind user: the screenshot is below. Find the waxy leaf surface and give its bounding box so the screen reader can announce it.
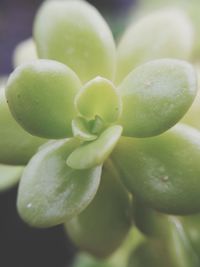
[6,60,81,139]
[66,160,132,258]
[17,138,102,228]
[72,117,97,141]
[181,214,200,257]
[128,241,169,267]
[0,87,45,165]
[75,77,122,123]
[13,38,38,68]
[118,59,197,137]
[117,9,194,83]
[34,0,116,83]
[112,124,200,214]
[67,125,122,170]
[165,217,200,267]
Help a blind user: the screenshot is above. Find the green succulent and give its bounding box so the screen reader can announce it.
[2,1,200,265]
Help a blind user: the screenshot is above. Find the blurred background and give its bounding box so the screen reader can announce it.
[0,1,135,267]
[0,0,136,75]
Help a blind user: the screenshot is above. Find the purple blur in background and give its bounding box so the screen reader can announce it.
[0,0,135,75]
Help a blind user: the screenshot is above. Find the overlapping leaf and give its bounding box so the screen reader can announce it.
[66,160,132,257]
[17,138,102,228]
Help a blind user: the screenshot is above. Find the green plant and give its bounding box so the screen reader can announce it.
[0,78,45,192]
[2,0,200,266]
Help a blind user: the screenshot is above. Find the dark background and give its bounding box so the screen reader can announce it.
[0,1,135,267]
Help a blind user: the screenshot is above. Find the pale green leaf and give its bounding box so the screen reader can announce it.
[0,164,24,192]
[67,125,122,170]
[17,138,102,228]
[34,0,116,83]
[0,87,45,165]
[65,160,132,258]
[111,124,200,214]
[118,59,197,137]
[117,8,194,83]
[6,60,81,139]
[72,117,97,141]
[75,77,122,123]
[13,38,38,68]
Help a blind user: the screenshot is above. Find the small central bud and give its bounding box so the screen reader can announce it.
[89,115,105,135]
[74,76,122,124]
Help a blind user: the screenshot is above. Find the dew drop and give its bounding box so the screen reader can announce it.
[27,203,32,208]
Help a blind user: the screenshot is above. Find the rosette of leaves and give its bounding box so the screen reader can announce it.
[3,0,200,258]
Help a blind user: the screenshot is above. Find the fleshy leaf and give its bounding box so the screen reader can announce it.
[165,217,199,267]
[116,8,194,83]
[75,77,122,123]
[89,115,105,135]
[118,59,197,138]
[181,66,200,129]
[71,253,112,267]
[17,138,102,228]
[128,241,169,267]
[137,0,200,60]
[133,201,169,239]
[72,117,97,141]
[0,87,45,165]
[67,125,122,170]
[13,38,38,68]
[111,124,200,215]
[128,217,200,267]
[34,0,116,83]
[0,164,24,192]
[181,213,200,257]
[6,60,81,139]
[65,160,132,258]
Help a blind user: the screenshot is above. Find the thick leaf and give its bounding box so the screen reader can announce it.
[165,217,200,267]
[89,115,105,135]
[6,60,81,139]
[34,0,116,83]
[133,199,198,266]
[72,117,97,141]
[67,125,122,170]
[13,38,38,68]
[72,253,112,267]
[116,9,194,83]
[133,200,197,267]
[0,87,45,165]
[128,241,169,267]
[129,215,199,267]
[118,59,197,137]
[112,124,200,214]
[0,164,24,192]
[17,138,102,228]
[136,0,200,60]
[181,89,200,129]
[181,214,200,257]
[181,66,200,129]
[75,77,122,123]
[65,160,132,258]
[133,201,169,238]
[71,229,144,267]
